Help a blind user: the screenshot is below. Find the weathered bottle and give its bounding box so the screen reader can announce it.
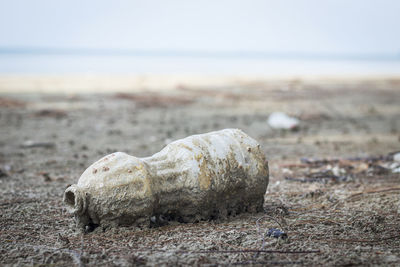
[64,129,269,230]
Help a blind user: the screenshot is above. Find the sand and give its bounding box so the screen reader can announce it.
[0,75,399,266]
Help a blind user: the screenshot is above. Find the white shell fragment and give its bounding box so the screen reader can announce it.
[267,112,299,130]
[393,153,400,163]
[64,129,269,230]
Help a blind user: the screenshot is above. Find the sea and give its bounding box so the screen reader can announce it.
[1,49,400,76]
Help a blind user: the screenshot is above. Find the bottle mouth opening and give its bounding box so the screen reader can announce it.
[64,190,76,207]
[64,185,86,214]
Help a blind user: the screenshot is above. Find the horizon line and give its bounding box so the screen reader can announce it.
[0,46,399,61]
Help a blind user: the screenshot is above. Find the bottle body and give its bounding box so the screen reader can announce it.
[64,129,269,230]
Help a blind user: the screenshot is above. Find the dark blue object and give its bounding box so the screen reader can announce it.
[266,228,288,239]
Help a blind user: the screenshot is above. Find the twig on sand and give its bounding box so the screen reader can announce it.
[319,234,400,244]
[230,260,303,265]
[326,187,400,209]
[126,248,320,254]
[299,154,393,165]
[281,152,398,169]
[346,187,400,200]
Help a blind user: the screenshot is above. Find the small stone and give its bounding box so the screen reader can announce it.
[266,228,287,239]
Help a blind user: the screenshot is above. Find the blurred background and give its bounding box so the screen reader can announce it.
[0,0,399,75]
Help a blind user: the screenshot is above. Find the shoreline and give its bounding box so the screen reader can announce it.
[0,74,399,94]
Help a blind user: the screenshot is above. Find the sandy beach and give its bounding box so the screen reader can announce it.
[1,75,400,265]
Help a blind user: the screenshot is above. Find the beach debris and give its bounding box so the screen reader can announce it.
[114,93,193,108]
[285,164,351,184]
[34,109,67,119]
[285,173,350,184]
[299,154,393,165]
[266,228,288,239]
[353,162,369,173]
[0,168,9,178]
[393,153,400,163]
[284,152,399,184]
[64,129,269,230]
[0,97,26,108]
[386,154,400,173]
[38,172,52,182]
[285,171,350,183]
[267,112,299,130]
[366,164,391,176]
[20,141,55,149]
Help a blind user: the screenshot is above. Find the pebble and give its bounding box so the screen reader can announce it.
[266,228,288,239]
[20,141,55,149]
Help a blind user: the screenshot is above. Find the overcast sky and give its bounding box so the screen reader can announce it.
[0,0,399,55]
